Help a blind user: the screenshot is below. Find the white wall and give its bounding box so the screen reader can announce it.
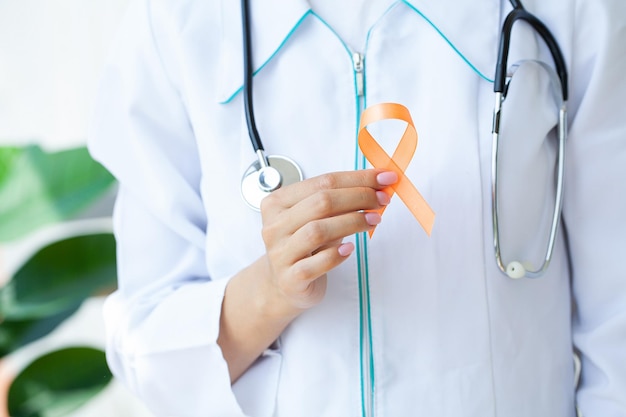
[0,0,129,148]
[0,1,154,415]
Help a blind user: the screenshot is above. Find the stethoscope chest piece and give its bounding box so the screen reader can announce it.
[241,155,303,211]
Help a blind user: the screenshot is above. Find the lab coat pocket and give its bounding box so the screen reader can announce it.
[232,343,283,417]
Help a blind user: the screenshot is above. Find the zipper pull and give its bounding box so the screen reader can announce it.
[352,52,364,97]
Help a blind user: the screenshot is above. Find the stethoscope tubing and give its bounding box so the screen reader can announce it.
[241,0,264,154]
[496,1,568,100]
[239,0,304,208]
[491,0,569,279]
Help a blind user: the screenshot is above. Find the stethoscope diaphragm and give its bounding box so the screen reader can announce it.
[241,155,304,211]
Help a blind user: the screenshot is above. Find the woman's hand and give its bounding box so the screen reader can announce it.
[218,169,397,382]
[258,169,397,319]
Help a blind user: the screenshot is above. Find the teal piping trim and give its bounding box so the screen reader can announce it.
[310,12,374,417]
[219,10,313,104]
[360,36,373,417]
[220,3,494,100]
[362,230,374,416]
[356,235,367,416]
[309,11,352,56]
[357,93,372,417]
[401,0,495,83]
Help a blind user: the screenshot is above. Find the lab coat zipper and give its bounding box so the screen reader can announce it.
[353,52,365,97]
[352,51,375,417]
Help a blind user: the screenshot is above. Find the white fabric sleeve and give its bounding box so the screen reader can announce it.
[566,1,626,415]
[88,0,253,415]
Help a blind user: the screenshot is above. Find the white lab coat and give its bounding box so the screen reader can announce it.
[88,0,626,416]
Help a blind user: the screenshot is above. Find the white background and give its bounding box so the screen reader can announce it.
[0,0,128,148]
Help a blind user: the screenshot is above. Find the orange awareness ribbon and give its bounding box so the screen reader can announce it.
[358,102,435,237]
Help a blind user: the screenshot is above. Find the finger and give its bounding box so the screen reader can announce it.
[297,186,390,218]
[312,238,343,256]
[262,187,388,247]
[289,241,356,290]
[287,211,381,260]
[262,169,398,214]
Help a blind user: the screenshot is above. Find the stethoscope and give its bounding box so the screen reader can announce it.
[239,0,304,211]
[239,0,568,280]
[491,0,568,279]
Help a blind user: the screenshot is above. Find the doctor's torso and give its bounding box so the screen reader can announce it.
[109,0,582,415]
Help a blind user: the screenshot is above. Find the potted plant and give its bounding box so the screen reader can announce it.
[0,144,118,417]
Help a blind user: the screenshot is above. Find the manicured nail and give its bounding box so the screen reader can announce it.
[377,171,398,186]
[338,242,355,257]
[376,191,390,206]
[364,212,382,226]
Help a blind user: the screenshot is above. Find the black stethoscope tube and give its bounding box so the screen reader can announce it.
[495,0,568,100]
[491,0,569,279]
[239,0,304,209]
[241,0,264,153]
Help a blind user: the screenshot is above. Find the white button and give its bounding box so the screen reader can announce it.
[506,261,526,279]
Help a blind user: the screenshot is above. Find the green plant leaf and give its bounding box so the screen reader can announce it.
[0,145,115,242]
[0,146,23,187]
[0,306,81,357]
[8,346,112,417]
[0,234,117,320]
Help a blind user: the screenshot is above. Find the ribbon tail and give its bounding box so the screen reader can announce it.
[367,182,434,238]
[393,177,435,236]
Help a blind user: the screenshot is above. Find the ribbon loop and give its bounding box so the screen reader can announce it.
[358,103,435,236]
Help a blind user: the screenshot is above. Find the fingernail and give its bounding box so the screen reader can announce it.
[364,212,382,226]
[376,191,390,206]
[338,242,355,257]
[377,171,398,186]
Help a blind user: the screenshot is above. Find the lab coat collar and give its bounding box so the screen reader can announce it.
[399,0,500,82]
[217,0,311,103]
[217,0,500,103]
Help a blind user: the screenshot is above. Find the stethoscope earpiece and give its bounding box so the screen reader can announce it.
[506,261,526,279]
